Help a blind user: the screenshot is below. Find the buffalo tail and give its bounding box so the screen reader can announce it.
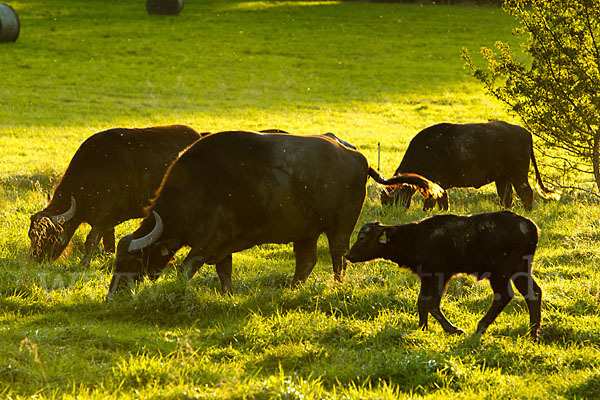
[530,147,561,200]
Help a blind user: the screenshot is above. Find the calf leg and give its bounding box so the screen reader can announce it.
[215,255,233,295]
[423,197,436,211]
[476,276,514,335]
[495,179,514,209]
[437,191,449,211]
[102,229,116,253]
[417,281,431,330]
[418,276,464,334]
[512,274,542,340]
[291,235,319,287]
[424,191,449,211]
[398,187,415,209]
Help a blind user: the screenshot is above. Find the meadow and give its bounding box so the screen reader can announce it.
[1,0,599,398]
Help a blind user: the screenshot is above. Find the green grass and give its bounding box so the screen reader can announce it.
[1,0,600,398]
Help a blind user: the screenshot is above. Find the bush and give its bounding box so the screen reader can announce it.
[463,0,600,192]
[349,0,502,4]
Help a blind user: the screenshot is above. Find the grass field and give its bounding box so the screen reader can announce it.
[1,0,600,399]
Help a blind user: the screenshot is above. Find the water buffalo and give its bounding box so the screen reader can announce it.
[29,125,201,265]
[107,131,444,298]
[380,121,559,210]
[346,211,542,340]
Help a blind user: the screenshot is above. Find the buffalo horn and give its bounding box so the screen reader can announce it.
[127,211,164,252]
[51,196,76,225]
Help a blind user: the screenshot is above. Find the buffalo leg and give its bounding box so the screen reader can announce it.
[437,191,449,211]
[423,197,436,211]
[424,191,448,211]
[106,271,140,301]
[215,255,233,295]
[81,227,102,266]
[399,187,414,209]
[418,276,464,334]
[495,179,514,209]
[513,180,534,211]
[476,275,514,335]
[512,274,542,340]
[182,252,205,279]
[327,227,355,282]
[102,229,116,253]
[291,235,319,287]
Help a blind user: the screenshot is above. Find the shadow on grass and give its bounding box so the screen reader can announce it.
[564,373,600,400]
[4,266,597,395]
[1,269,415,327]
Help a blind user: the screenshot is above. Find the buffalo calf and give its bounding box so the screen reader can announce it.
[346,211,542,340]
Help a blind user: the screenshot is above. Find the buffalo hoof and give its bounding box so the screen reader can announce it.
[447,327,465,336]
[529,329,541,342]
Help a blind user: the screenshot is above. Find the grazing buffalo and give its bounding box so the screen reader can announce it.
[380,121,560,210]
[29,125,201,265]
[346,211,542,340]
[107,131,444,298]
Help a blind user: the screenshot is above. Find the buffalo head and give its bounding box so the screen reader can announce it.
[345,222,390,263]
[381,184,448,211]
[107,211,176,299]
[29,196,77,261]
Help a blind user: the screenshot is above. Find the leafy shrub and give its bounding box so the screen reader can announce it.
[463,0,600,192]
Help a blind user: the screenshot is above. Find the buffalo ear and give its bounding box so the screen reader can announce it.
[378,231,389,244]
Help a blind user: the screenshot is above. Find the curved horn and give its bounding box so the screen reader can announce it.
[128,211,164,252]
[51,196,76,225]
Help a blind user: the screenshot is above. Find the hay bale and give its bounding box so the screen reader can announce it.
[0,3,19,43]
[146,0,184,15]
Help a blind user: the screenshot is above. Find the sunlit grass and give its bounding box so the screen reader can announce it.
[1,0,599,399]
[225,1,343,11]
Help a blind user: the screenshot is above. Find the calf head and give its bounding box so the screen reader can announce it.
[108,211,177,299]
[29,196,77,261]
[345,222,390,263]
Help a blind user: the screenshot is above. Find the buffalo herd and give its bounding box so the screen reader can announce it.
[29,121,559,340]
